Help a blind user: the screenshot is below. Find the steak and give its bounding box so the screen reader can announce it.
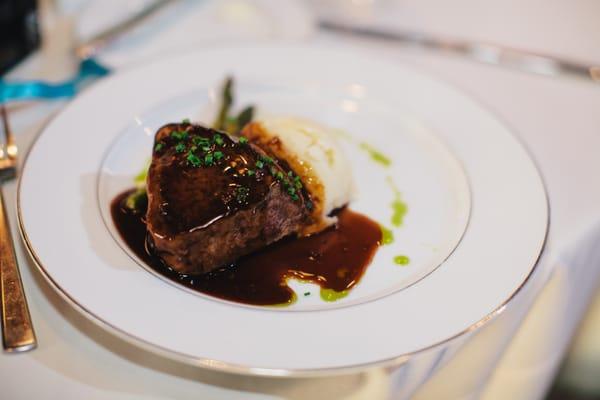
[145,123,311,274]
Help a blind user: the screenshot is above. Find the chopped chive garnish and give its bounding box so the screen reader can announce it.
[247,169,255,176]
[291,193,299,201]
[175,142,186,153]
[270,166,277,175]
[187,153,201,167]
[154,143,164,152]
[287,186,296,196]
[190,145,197,152]
[213,134,224,146]
[255,160,264,169]
[182,118,191,124]
[238,136,248,144]
[288,171,293,177]
[260,155,274,164]
[193,136,210,146]
[201,145,211,152]
[204,153,214,165]
[214,151,224,161]
[275,171,284,181]
[171,130,189,140]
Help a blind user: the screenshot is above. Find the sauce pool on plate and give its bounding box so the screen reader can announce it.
[111,189,382,306]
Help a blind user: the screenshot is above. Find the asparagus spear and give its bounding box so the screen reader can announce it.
[213,76,233,131]
[235,105,255,132]
[214,77,255,135]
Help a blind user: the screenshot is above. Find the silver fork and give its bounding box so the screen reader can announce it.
[0,104,36,352]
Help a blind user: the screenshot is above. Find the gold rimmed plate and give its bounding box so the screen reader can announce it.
[18,44,547,374]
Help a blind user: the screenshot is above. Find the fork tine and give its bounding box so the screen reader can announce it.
[0,103,8,136]
[0,105,16,160]
[0,105,7,160]
[0,104,7,139]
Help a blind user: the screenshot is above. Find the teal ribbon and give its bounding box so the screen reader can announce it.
[0,58,111,102]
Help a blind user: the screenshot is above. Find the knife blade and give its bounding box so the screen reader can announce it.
[319,20,600,84]
[75,0,175,60]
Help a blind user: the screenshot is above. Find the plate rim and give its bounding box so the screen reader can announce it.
[16,43,550,376]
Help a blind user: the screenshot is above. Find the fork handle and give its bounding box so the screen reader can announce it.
[0,189,36,352]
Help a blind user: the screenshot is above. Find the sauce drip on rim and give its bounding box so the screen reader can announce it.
[111,189,382,306]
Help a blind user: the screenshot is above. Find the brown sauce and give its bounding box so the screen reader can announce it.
[111,189,382,306]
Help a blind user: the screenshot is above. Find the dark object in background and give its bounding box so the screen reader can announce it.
[546,386,600,400]
[0,0,39,76]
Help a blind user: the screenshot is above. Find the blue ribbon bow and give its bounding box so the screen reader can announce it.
[0,58,111,103]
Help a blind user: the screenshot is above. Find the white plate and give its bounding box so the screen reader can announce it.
[18,45,548,375]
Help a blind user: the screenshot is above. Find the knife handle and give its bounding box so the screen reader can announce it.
[0,189,36,352]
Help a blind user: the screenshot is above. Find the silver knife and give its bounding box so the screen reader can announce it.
[319,20,600,83]
[75,0,175,60]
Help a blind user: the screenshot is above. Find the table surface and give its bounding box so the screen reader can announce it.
[2,1,600,399]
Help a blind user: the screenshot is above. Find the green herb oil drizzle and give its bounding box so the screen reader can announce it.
[394,255,410,266]
[360,142,391,167]
[320,288,349,302]
[386,176,408,228]
[380,225,394,245]
[134,159,151,186]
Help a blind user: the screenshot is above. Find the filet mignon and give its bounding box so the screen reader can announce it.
[146,123,311,274]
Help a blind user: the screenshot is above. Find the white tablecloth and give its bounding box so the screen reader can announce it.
[2,1,600,399]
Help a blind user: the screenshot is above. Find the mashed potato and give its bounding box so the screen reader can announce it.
[242,117,354,235]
